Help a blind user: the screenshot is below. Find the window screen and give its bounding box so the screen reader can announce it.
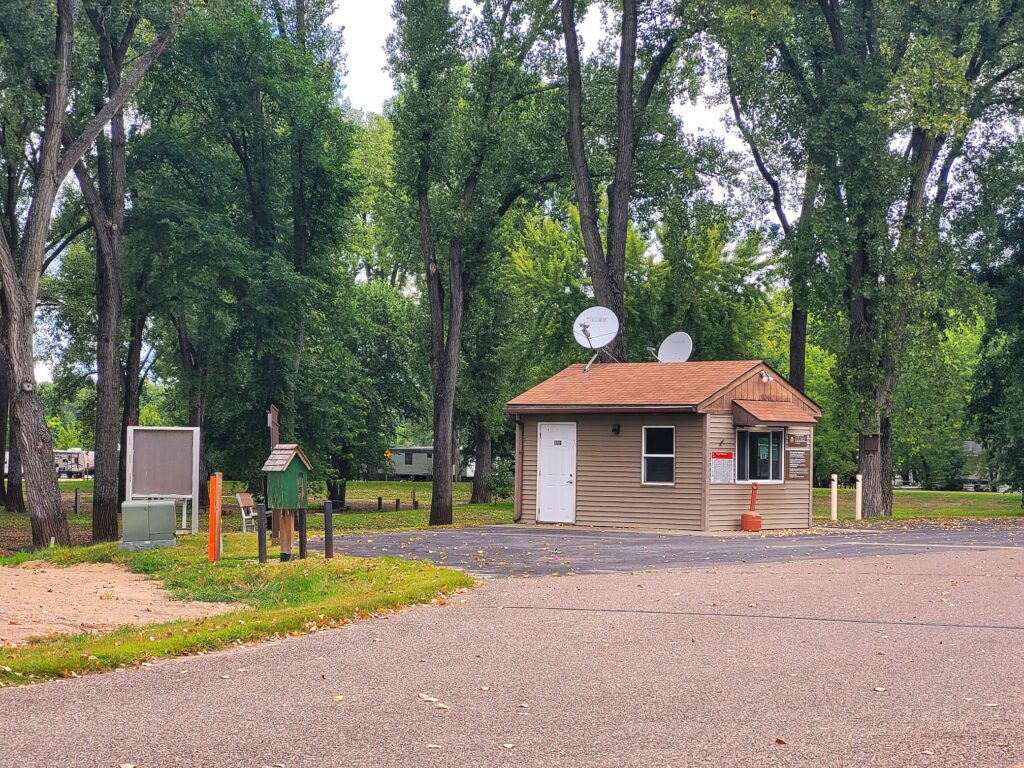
[643,426,675,485]
[404,452,413,465]
[737,429,784,481]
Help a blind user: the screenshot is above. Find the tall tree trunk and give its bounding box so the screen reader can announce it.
[0,2,173,546]
[79,7,138,543]
[118,311,145,503]
[788,306,807,392]
[92,250,122,541]
[417,181,465,526]
[561,0,678,362]
[328,452,349,506]
[857,354,896,518]
[6,295,63,541]
[190,395,208,508]
[175,315,208,507]
[470,417,492,504]
[0,345,9,506]
[6,401,23,513]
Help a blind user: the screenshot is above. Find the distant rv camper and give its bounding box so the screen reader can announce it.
[390,446,436,479]
[54,449,94,478]
[388,446,471,481]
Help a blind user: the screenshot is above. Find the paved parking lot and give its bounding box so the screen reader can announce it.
[321,520,1022,576]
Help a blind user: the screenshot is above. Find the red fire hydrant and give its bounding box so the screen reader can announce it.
[741,482,762,532]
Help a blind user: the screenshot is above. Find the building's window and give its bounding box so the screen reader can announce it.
[404,452,413,465]
[427,453,432,459]
[642,426,675,485]
[736,429,784,482]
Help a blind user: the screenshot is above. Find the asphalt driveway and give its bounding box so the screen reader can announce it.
[3,547,1022,767]
[319,520,1022,577]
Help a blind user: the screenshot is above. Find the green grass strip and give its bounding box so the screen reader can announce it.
[0,533,471,686]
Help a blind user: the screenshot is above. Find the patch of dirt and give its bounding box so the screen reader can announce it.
[1,562,235,646]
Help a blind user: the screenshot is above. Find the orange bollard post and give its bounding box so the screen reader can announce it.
[208,472,223,562]
[741,482,761,532]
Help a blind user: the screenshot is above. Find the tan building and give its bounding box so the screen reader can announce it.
[506,360,821,531]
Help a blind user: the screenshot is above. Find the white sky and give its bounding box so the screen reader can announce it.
[329,3,736,144]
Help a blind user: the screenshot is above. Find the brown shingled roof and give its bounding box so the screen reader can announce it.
[262,443,313,472]
[506,361,763,412]
[732,399,818,425]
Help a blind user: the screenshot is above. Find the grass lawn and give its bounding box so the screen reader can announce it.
[813,487,1023,522]
[0,480,513,553]
[0,532,472,686]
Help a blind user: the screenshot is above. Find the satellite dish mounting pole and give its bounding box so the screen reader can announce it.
[572,306,621,369]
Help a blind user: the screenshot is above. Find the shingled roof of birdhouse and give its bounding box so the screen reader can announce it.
[262,443,313,472]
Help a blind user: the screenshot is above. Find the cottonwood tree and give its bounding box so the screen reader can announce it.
[389,0,564,524]
[71,1,178,542]
[962,141,1024,498]
[560,0,692,360]
[714,0,1024,516]
[0,0,176,544]
[128,4,356,485]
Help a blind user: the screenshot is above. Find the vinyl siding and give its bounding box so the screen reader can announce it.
[702,367,818,416]
[518,413,703,530]
[706,414,813,530]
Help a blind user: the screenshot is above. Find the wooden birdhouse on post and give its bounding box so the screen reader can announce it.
[262,443,312,561]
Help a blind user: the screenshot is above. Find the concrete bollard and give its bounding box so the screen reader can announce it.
[830,474,838,522]
[854,473,863,521]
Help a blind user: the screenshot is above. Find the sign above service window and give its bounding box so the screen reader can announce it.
[786,432,809,449]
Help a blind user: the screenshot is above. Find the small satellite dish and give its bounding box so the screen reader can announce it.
[572,306,620,350]
[657,331,693,363]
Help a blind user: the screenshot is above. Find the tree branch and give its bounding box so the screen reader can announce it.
[816,0,848,55]
[56,23,177,183]
[41,221,91,274]
[728,71,791,234]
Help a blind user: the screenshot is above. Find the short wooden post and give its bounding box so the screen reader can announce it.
[412,487,419,510]
[74,487,80,515]
[395,498,401,511]
[279,511,294,562]
[324,502,334,559]
[830,474,838,522]
[256,503,268,564]
[854,473,863,521]
[298,507,307,560]
[377,496,382,511]
[208,472,223,563]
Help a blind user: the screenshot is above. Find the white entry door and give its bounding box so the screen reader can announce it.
[537,422,576,523]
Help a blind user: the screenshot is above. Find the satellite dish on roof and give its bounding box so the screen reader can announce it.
[657,331,693,363]
[573,306,620,350]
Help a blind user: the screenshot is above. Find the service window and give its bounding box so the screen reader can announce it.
[404,452,413,465]
[736,429,784,482]
[642,426,675,485]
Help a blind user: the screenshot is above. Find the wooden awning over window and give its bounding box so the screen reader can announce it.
[732,399,819,426]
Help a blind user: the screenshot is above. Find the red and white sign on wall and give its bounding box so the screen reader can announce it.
[710,451,735,484]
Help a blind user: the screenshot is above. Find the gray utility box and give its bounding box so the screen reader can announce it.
[120,499,177,551]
